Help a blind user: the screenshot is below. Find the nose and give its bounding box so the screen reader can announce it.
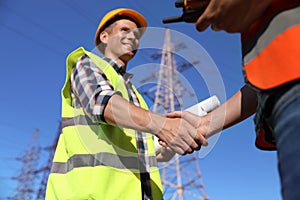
[126,30,136,40]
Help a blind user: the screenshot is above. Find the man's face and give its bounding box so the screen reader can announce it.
[103,19,141,62]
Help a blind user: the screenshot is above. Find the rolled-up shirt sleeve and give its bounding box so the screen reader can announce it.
[71,55,120,123]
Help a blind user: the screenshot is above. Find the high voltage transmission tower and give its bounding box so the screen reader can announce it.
[35,121,61,200]
[9,129,41,200]
[144,28,209,200]
[8,122,61,200]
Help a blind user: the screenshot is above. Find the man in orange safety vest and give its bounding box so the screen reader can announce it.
[167,0,300,199]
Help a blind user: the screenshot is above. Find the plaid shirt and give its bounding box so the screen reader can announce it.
[71,55,152,200]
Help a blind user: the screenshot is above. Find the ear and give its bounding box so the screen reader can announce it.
[100,31,108,45]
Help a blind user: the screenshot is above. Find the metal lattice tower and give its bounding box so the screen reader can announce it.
[9,129,41,200]
[35,121,61,200]
[152,28,209,200]
[8,123,61,200]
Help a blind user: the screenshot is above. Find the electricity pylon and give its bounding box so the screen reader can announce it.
[35,121,61,200]
[151,28,209,200]
[9,129,41,200]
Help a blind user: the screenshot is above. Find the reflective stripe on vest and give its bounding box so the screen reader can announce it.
[45,47,163,200]
[50,152,158,174]
[242,4,300,90]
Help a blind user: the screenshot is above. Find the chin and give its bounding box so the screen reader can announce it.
[123,50,136,58]
[119,53,135,62]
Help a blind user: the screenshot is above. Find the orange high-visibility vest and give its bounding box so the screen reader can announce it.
[242,0,300,150]
[242,0,300,90]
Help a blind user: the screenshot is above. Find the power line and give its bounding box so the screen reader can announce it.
[57,0,98,25]
[1,2,74,47]
[0,22,65,57]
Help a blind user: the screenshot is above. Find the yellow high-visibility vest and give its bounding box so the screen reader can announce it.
[45,47,163,200]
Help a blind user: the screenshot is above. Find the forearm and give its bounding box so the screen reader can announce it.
[103,94,163,135]
[205,85,257,138]
[104,94,207,155]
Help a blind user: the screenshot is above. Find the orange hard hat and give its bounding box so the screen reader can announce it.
[94,8,147,49]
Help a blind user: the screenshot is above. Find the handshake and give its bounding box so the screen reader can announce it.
[153,95,220,156]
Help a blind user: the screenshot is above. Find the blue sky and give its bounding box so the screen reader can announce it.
[0,0,281,199]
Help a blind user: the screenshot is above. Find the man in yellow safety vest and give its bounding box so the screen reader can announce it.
[45,8,207,200]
